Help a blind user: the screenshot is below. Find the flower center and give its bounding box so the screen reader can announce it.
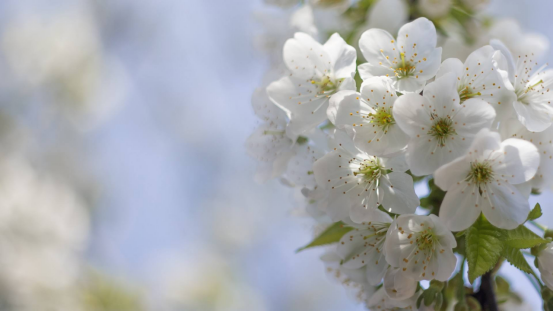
[428,116,456,147]
[416,228,436,251]
[394,52,416,79]
[516,79,544,105]
[296,136,309,145]
[311,75,344,94]
[458,85,482,102]
[368,107,395,130]
[467,161,494,187]
[354,158,386,182]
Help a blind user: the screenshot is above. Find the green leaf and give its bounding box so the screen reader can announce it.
[528,203,543,221]
[504,225,549,249]
[466,216,504,283]
[296,222,353,252]
[502,245,533,274]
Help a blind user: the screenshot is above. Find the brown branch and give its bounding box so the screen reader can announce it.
[471,271,499,311]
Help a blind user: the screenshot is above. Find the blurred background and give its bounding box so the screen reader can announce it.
[0,0,550,310]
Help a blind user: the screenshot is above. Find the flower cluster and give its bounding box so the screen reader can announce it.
[249,0,553,310]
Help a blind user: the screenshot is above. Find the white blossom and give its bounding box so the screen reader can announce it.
[247,88,326,187]
[267,32,356,137]
[0,156,89,309]
[435,45,516,122]
[328,77,409,157]
[435,128,540,231]
[393,73,496,176]
[321,251,375,303]
[313,145,418,223]
[336,209,392,285]
[358,17,442,93]
[246,88,294,183]
[385,214,457,282]
[367,287,418,311]
[491,39,553,132]
[383,266,418,300]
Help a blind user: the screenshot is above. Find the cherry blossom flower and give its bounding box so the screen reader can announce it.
[328,77,409,157]
[385,214,457,282]
[246,88,295,183]
[393,73,496,176]
[435,45,516,122]
[435,128,540,231]
[313,145,418,223]
[267,32,356,137]
[491,39,553,132]
[321,251,375,303]
[358,17,442,93]
[336,209,392,285]
[367,287,418,311]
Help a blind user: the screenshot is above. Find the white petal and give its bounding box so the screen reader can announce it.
[251,87,288,123]
[453,98,496,139]
[490,39,516,83]
[513,99,553,132]
[283,32,332,80]
[285,144,323,188]
[358,28,399,79]
[397,17,437,56]
[394,76,426,93]
[324,33,357,78]
[379,172,419,214]
[515,181,531,199]
[384,218,401,267]
[327,90,360,126]
[380,154,409,173]
[422,72,459,110]
[267,76,329,135]
[413,48,442,80]
[436,58,464,80]
[434,248,457,281]
[384,267,417,300]
[350,192,379,223]
[357,62,395,81]
[405,134,463,176]
[429,214,457,248]
[493,138,540,184]
[392,93,433,134]
[434,155,470,191]
[365,256,388,286]
[439,181,482,231]
[480,182,529,230]
[466,128,502,162]
[327,128,361,156]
